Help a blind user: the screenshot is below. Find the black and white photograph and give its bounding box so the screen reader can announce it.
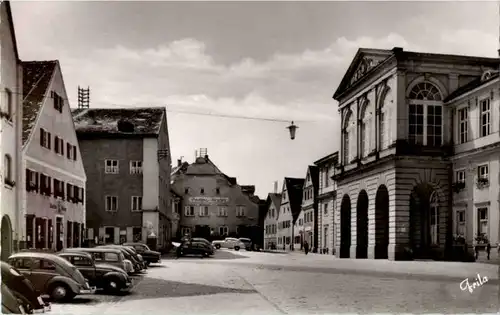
[0,0,499,314]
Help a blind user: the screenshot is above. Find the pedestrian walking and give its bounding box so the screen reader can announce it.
[486,242,491,260]
[304,241,309,255]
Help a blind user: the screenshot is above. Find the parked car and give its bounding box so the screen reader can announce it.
[238,238,253,251]
[57,252,133,294]
[1,261,50,313]
[191,238,216,251]
[61,248,134,275]
[177,239,214,257]
[2,283,27,314]
[212,238,245,251]
[122,243,161,265]
[97,245,143,273]
[122,246,147,269]
[7,252,95,302]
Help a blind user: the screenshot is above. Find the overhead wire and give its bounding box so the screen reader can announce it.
[1,89,318,123]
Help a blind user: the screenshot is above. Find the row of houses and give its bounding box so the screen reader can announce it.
[0,1,174,260]
[263,153,338,253]
[265,47,500,261]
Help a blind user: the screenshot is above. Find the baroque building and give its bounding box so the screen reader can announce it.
[332,47,499,260]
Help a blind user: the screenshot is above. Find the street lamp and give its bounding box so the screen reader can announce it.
[287,121,298,140]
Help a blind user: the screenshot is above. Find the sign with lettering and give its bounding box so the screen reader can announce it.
[49,201,67,214]
[189,196,229,205]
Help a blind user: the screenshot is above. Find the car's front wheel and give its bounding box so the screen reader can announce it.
[50,283,72,302]
[215,244,221,249]
[105,278,122,295]
[234,246,240,251]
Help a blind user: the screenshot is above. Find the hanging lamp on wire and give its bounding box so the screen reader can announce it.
[287,121,298,140]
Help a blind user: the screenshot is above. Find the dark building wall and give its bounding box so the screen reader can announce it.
[157,115,172,237]
[79,138,143,233]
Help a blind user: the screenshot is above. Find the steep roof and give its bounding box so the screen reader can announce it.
[307,165,319,190]
[263,193,282,220]
[284,177,304,223]
[21,60,58,145]
[71,107,165,137]
[4,1,20,61]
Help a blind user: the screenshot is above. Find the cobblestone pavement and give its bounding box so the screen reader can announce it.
[49,250,499,314]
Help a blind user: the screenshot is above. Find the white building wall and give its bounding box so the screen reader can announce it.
[21,63,86,248]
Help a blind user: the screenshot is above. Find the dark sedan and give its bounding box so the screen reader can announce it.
[1,261,50,314]
[122,243,161,265]
[2,283,27,314]
[176,239,214,258]
[58,252,133,294]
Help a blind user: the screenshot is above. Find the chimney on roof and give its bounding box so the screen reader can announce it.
[274,181,278,193]
[177,159,182,167]
[195,150,198,160]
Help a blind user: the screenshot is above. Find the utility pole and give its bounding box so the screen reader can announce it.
[77,86,90,109]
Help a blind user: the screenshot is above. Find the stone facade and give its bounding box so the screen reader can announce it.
[21,61,86,252]
[171,153,260,240]
[446,73,500,251]
[0,1,23,260]
[315,152,338,255]
[73,107,172,251]
[333,47,499,260]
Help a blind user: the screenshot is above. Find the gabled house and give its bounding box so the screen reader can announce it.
[1,0,23,260]
[72,107,172,251]
[276,177,304,250]
[170,150,260,241]
[315,152,338,255]
[21,60,87,251]
[263,192,281,250]
[299,166,319,252]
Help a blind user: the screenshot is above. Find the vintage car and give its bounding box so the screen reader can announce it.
[176,239,214,257]
[122,243,161,265]
[238,238,253,251]
[57,252,133,294]
[1,261,50,313]
[7,252,95,302]
[212,238,246,251]
[2,283,27,314]
[123,246,147,269]
[191,238,216,251]
[97,245,144,272]
[61,248,134,274]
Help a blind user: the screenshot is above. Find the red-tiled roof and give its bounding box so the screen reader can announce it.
[21,60,57,145]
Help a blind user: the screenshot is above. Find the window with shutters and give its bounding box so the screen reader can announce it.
[217,206,228,217]
[25,169,39,193]
[67,183,74,202]
[40,128,51,149]
[54,136,64,155]
[40,174,52,196]
[52,91,64,113]
[53,179,65,200]
[236,206,246,217]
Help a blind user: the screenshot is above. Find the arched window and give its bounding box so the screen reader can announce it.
[379,89,392,150]
[359,101,372,157]
[343,110,354,164]
[408,82,443,146]
[429,191,439,245]
[4,154,12,183]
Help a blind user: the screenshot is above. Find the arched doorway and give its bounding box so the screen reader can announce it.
[374,185,390,259]
[340,194,352,258]
[410,184,439,259]
[356,190,369,258]
[1,215,13,261]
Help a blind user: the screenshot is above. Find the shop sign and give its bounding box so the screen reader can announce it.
[188,196,229,205]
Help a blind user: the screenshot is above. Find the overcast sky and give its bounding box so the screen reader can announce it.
[10,1,499,198]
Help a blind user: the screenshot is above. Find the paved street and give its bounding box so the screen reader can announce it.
[50,250,499,314]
